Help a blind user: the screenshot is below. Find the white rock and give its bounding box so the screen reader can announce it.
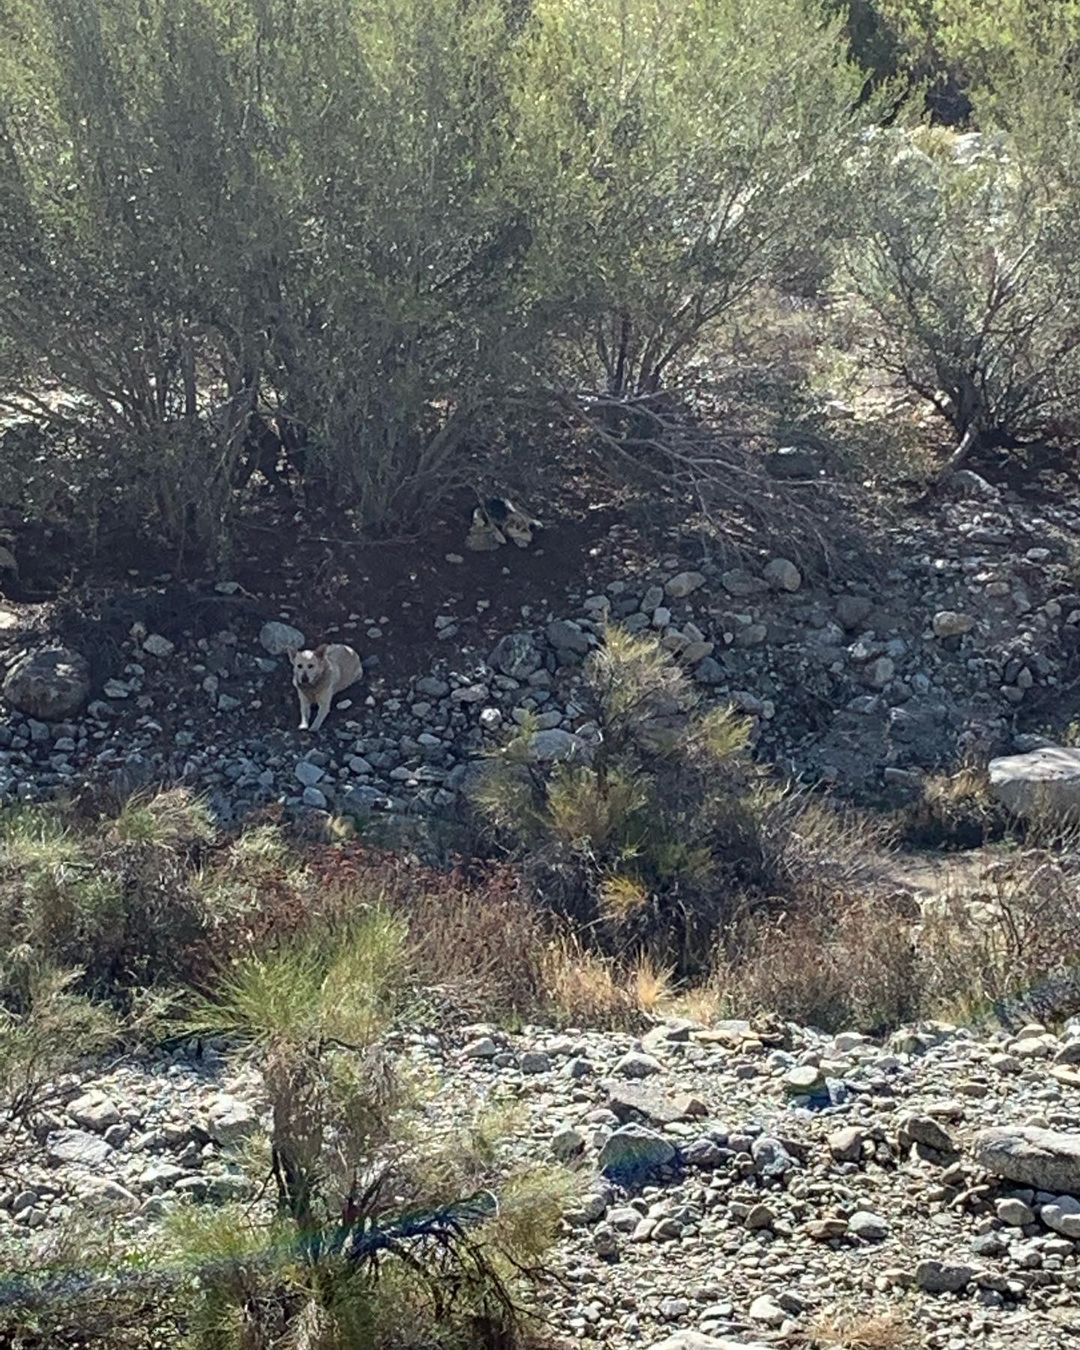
[989,747,1080,822]
[67,1090,121,1133]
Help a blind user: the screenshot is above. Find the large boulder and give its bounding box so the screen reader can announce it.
[2,646,90,720]
[973,1126,1080,1196]
[989,747,1080,822]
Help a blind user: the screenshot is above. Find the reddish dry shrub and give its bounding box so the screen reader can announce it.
[715,894,920,1035]
[203,841,552,1020]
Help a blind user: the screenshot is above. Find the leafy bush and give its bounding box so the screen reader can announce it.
[0,793,217,1001]
[842,125,1080,465]
[522,0,869,397]
[0,0,874,558]
[0,0,545,557]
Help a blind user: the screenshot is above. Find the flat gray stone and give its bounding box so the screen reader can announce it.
[48,1128,114,1169]
[598,1124,676,1181]
[989,747,1080,821]
[974,1126,1080,1196]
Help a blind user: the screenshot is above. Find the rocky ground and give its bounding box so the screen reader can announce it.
[6,1013,1080,1348]
[0,458,1077,825]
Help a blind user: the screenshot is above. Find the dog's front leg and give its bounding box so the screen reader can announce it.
[297,689,312,731]
[309,693,332,733]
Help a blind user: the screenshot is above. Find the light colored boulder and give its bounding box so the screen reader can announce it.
[989,746,1080,821]
[974,1126,1080,1196]
[3,646,90,720]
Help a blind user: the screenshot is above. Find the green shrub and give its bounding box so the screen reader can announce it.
[473,626,888,977]
[521,0,869,397]
[179,914,569,1348]
[842,124,1080,462]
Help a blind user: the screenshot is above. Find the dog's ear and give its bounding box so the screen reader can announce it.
[314,643,328,658]
[285,645,298,662]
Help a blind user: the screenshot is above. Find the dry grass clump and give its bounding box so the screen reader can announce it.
[917,838,1080,1027]
[713,894,920,1035]
[897,761,1006,850]
[808,1304,921,1349]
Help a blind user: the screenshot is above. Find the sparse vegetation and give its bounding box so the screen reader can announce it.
[1,2,1080,1344]
[473,626,892,979]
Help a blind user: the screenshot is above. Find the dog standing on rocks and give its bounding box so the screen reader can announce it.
[289,643,363,732]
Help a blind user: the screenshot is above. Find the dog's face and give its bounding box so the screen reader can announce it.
[290,645,328,687]
[502,512,536,547]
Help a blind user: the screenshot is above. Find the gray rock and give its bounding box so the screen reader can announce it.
[489,633,543,680]
[748,1294,786,1327]
[835,594,873,630]
[80,1179,139,1215]
[259,621,305,656]
[848,1209,890,1241]
[763,558,801,592]
[551,1127,585,1160]
[141,633,175,658]
[545,619,591,656]
[751,1135,798,1180]
[932,611,975,639]
[206,1095,259,1148]
[783,1064,823,1095]
[914,1259,973,1293]
[519,1051,551,1074]
[863,655,894,689]
[975,1127,1080,1195]
[415,676,450,698]
[607,1083,704,1126]
[1040,1195,1080,1238]
[827,1126,866,1162]
[3,647,90,720]
[720,569,768,598]
[528,729,586,763]
[598,1124,676,1181]
[682,1136,730,1169]
[613,1051,663,1079]
[294,761,325,787]
[988,747,1080,822]
[302,786,328,810]
[665,572,706,599]
[67,1090,121,1133]
[995,1197,1035,1226]
[47,1129,114,1169]
[899,1114,956,1155]
[463,1036,500,1060]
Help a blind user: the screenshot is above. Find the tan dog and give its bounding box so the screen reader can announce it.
[289,643,363,732]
